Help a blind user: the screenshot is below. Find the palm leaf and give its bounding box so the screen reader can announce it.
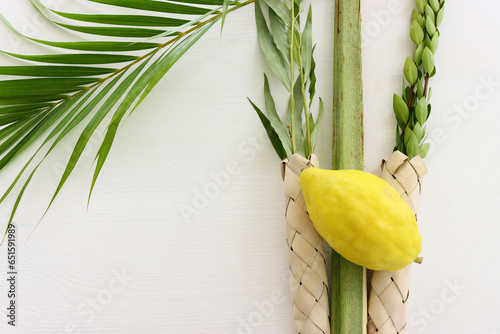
[0,66,116,77]
[88,0,213,15]
[30,40,161,52]
[3,52,139,65]
[52,13,190,27]
[0,0,255,237]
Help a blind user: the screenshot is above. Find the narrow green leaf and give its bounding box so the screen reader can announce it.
[31,0,188,30]
[301,6,313,80]
[5,170,34,237]
[56,23,168,38]
[3,51,138,65]
[248,98,287,160]
[0,95,67,106]
[261,0,291,25]
[308,113,314,138]
[0,110,45,126]
[292,77,304,156]
[129,55,164,112]
[0,78,99,98]
[0,104,50,115]
[290,28,301,65]
[220,0,229,34]
[269,7,290,65]
[310,98,324,153]
[0,66,115,77]
[31,39,160,52]
[52,12,189,27]
[168,0,224,5]
[308,45,317,107]
[88,0,211,15]
[255,3,291,91]
[263,74,292,157]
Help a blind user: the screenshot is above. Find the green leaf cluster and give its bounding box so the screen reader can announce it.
[394,0,444,159]
[0,0,255,236]
[248,0,323,160]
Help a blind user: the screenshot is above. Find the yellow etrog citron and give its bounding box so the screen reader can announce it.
[300,167,421,271]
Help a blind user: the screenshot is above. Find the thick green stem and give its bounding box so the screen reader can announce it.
[289,0,297,153]
[331,1,366,333]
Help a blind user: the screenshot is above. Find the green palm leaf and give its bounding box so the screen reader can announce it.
[0,0,255,238]
[55,23,170,38]
[3,52,139,65]
[88,0,213,15]
[51,13,190,27]
[28,40,161,52]
[0,66,116,77]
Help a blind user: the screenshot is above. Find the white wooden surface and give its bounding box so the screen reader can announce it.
[0,0,498,333]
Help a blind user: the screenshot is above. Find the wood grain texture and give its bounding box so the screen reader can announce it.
[0,0,499,333]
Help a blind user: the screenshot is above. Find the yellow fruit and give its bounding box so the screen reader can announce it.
[300,168,421,271]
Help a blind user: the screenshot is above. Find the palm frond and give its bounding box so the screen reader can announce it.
[0,0,255,237]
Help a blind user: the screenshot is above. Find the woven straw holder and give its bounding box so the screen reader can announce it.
[367,151,428,334]
[280,154,330,334]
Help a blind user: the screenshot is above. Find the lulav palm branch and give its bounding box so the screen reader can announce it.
[0,0,255,236]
